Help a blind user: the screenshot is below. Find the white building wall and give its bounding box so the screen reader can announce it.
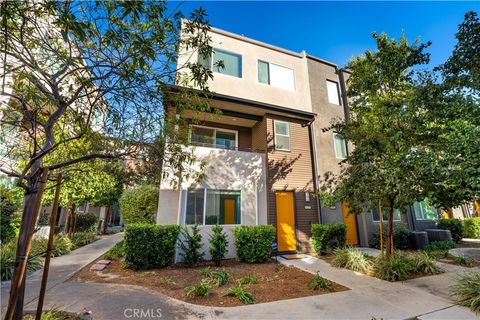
[157,146,267,261]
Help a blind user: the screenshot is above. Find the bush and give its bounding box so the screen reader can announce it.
[374,255,410,281]
[308,272,334,291]
[124,224,180,270]
[212,270,229,286]
[453,256,476,267]
[209,225,229,266]
[331,247,373,273]
[233,225,276,263]
[74,213,99,232]
[104,241,124,260]
[185,279,212,298]
[71,231,96,249]
[424,240,457,252]
[464,218,480,239]
[237,274,258,285]
[369,223,412,250]
[0,188,20,243]
[179,225,204,266]
[450,271,480,313]
[311,223,346,255]
[119,185,159,224]
[437,219,464,243]
[30,233,73,257]
[1,240,43,281]
[224,285,254,304]
[405,251,443,275]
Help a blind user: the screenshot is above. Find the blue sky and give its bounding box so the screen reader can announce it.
[173,1,479,68]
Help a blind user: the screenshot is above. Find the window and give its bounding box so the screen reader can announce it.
[333,133,347,159]
[327,80,341,105]
[274,120,290,151]
[190,126,237,150]
[372,206,401,222]
[185,189,241,225]
[413,200,438,220]
[198,48,242,78]
[257,61,295,91]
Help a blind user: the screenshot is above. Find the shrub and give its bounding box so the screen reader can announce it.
[1,240,43,281]
[30,233,73,257]
[209,225,229,266]
[369,223,411,250]
[308,272,334,291]
[233,225,276,263]
[224,285,254,304]
[199,267,212,277]
[405,251,443,275]
[179,225,204,266]
[124,224,180,270]
[437,219,464,243]
[331,247,373,273]
[71,231,96,249]
[74,213,99,232]
[185,279,212,298]
[424,240,457,252]
[453,256,476,267]
[212,270,229,286]
[311,223,346,255]
[119,185,159,224]
[104,241,124,260]
[464,218,480,239]
[374,255,410,281]
[237,274,258,285]
[0,188,20,243]
[450,271,480,313]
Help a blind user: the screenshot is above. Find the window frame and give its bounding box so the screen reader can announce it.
[273,120,291,152]
[372,206,402,223]
[333,133,347,159]
[203,48,243,78]
[326,80,342,106]
[184,188,242,226]
[256,60,296,91]
[189,124,238,150]
[413,201,439,221]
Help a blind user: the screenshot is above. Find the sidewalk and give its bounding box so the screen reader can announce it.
[1,232,123,311]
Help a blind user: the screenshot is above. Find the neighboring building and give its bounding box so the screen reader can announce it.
[157,24,479,258]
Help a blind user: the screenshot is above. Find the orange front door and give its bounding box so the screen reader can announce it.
[224,198,235,224]
[276,192,297,252]
[342,203,358,245]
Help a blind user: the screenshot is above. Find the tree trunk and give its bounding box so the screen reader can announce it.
[5,168,48,320]
[102,206,111,234]
[385,197,395,257]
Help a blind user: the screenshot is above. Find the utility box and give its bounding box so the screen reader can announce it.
[411,231,429,249]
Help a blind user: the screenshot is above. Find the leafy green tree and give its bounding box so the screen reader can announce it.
[119,185,159,224]
[0,1,213,317]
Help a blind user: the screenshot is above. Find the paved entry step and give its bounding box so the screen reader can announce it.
[280,254,306,260]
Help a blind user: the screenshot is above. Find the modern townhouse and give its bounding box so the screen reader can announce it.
[157,25,480,258]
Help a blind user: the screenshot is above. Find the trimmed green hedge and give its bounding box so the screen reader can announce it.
[437,219,464,243]
[464,218,480,239]
[369,223,412,250]
[75,213,99,232]
[311,223,346,255]
[233,225,276,263]
[119,185,159,224]
[124,224,180,270]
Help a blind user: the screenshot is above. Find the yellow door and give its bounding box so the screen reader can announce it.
[342,203,358,245]
[276,192,296,252]
[224,199,235,224]
[474,200,480,217]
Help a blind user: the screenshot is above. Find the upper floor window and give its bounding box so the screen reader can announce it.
[333,133,347,159]
[257,60,295,91]
[413,200,438,220]
[327,80,341,105]
[198,48,242,78]
[190,125,237,150]
[274,120,290,151]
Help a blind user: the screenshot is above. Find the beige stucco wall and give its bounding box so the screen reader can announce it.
[157,146,267,261]
[177,28,312,112]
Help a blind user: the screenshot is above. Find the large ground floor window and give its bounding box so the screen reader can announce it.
[372,206,401,222]
[413,200,438,220]
[185,189,241,225]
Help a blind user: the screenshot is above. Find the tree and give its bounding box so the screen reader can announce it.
[321,33,433,257]
[119,184,159,225]
[0,1,213,318]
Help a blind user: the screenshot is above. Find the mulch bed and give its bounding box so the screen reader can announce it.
[72,258,348,307]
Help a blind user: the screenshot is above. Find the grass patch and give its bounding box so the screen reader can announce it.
[331,247,373,272]
[308,272,334,291]
[185,279,212,298]
[224,285,254,304]
[236,273,258,285]
[450,271,480,313]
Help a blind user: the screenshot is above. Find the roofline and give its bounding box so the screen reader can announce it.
[305,54,338,68]
[164,84,316,121]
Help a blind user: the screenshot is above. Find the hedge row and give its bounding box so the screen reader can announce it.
[124,224,277,270]
[437,217,480,241]
[463,217,480,239]
[311,223,347,255]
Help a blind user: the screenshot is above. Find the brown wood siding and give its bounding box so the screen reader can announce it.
[251,117,267,151]
[265,115,318,252]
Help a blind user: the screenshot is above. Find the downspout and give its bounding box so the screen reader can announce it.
[307,121,322,224]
